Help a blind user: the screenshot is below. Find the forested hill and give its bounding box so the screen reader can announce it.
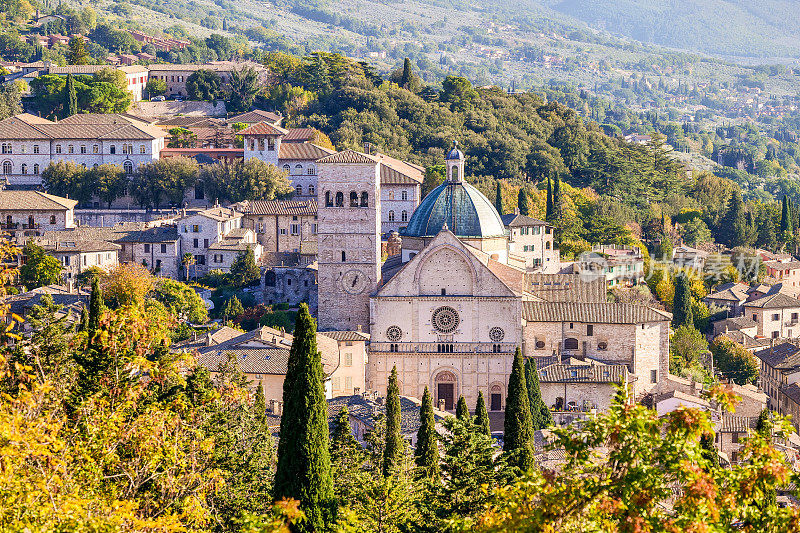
[544,0,800,57]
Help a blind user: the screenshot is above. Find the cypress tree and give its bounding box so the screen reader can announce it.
[494,181,503,215]
[673,273,694,327]
[415,386,439,479]
[700,431,719,470]
[781,195,793,241]
[545,177,553,221]
[475,391,491,437]
[400,57,412,89]
[524,357,553,430]
[78,305,88,332]
[455,395,469,422]
[87,276,103,339]
[274,303,335,531]
[517,188,529,216]
[330,405,365,502]
[720,189,746,248]
[504,348,535,472]
[66,73,77,117]
[552,176,562,219]
[383,365,403,477]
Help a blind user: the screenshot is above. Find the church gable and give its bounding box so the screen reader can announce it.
[376,229,517,298]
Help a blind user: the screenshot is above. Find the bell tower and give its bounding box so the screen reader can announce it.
[446,140,464,183]
[316,149,381,332]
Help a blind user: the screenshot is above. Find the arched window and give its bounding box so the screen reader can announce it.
[401,190,408,201]
[49,215,56,225]
[335,192,344,207]
[546,241,551,250]
[21,164,27,175]
[325,191,333,207]
[295,164,303,173]
[123,160,134,174]
[564,338,579,350]
[68,145,74,154]
[2,161,11,174]
[109,145,115,154]
[4,215,10,226]
[401,210,408,222]
[350,191,359,207]
[451,166,458,180]
[388,210,395,222]
[33,164,39,174]
[341,251,346,262]
[283,164,290,172]
[295,185,302,196]
[360,192,368,207]
[1,143,10,154]
[28,215,34,227]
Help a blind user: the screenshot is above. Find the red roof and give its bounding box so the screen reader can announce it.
[238,121,288,136]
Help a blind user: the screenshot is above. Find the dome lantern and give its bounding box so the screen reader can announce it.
[445,140,464,183]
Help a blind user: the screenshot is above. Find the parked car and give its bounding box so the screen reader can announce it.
[171,95,185,101]
[150,95,166,102]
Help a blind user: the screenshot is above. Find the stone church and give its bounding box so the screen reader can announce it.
[315,144,671,414]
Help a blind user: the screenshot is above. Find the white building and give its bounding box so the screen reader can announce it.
[178,206,262,275]
[501,214,558,271]
[0,190,76,239]
[0,113,165,186]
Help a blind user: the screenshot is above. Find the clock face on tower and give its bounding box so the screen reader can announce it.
[341,269,368,294]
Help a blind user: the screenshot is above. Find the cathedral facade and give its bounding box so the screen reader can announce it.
[316,145,671,414]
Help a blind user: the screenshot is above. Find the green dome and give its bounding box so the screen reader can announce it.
[401,181,506,239]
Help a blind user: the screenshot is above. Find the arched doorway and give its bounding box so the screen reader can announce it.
[434,370,457,411]
[490,383,504,411]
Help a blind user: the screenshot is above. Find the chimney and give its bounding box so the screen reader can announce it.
[363,142,372,155]
[356,324,362,332]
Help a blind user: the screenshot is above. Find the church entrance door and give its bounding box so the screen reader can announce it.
[437,383,454,411]
[490,393,502,411]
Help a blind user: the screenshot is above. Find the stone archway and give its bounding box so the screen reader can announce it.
[434,370,457,411]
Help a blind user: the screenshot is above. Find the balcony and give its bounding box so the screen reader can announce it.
[370,342,517,354]
[1,223,39,230]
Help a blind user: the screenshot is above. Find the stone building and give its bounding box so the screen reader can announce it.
[37,239,120,281]
[316,150,382,333]
[375,152,424,234]
[501,214,558,271]
[145,61,267,98]
[116,225,181,279]
[743,292,800,339]
[537,359,629,414]
[0,190,76,239]
[262,263,318,308]
[235,199,318,265]
[178,206,261,275]
[0,113,165,187]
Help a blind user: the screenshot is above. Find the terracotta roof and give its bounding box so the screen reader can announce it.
[282,128,315,142]
[58,113,153,126]
[238,199,317,216]
[326,395,448,437]
[539,362,628,383]
[157,116,221,127]
[0,191,77,210]
[227,109,282,124]
[526,273,607,303]
[0,114,164,140]
[720,414,758,433]
[654,390,711,408]
[754,342,800,371]
[207,239,255,252]
[706,282,750,302]
[194,206,241,221]
[116,226,178,243]
[118,65,148,74]
[278,142,335,160]
[172,326,242,350]
[0,115,55,139]
[522,301,670,324]
[501,214,549,227]
[765,260,800,271]
[744,292,800,309]
[238,121,288,136]
[317,149,379,164]
[375,153,424,184]
[319,330,369,342]
[14,113,54,125]
[40,239,121,252]
[49,65,108,74]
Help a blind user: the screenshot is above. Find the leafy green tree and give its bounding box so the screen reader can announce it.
[456,395,470,421]
[151,279,209,323]
[383,365,404,477]
[669,324,708,375]
[475,391,491,437]
[145,78,167,98]
[200,159,292,204]
[78,306,89,333]
[440,75,478,111]
[517,188,530,216]
[525,357,553,430]
[230,246,260,287]
[65,73,77,116]
[552,176,562,220]
[19,242,63,289]
[504,348,535,472]
[41,160,91,203]
[423,164,445,196]
[274,303,336,531]
[88,164,127,208]
[227,66,261,113]
[682,217,713,246]
[130,157,199,207]
[167,127,197,148]
[67,36,91,65]
[414,386,438,480]
[87,276,104,339]
[658,234,673,261]
[25,293,72,383]
[186,69,222,101]
[673,273,694,327]
[221,295,244,324]
[399,57,413,90]
[711,336,759,385]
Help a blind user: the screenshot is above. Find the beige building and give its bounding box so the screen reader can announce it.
[764,259,800,289]
[754,341,800,417]
[188,325,367,402]
[36,239,120,281]
[178,207,262,275]
[116,226,181,279]
[743,292,800,339]
[0,190,76,239]
[236,199,318,266]
[537,360,629,414]
[146,61,267,98]
[501,214,558,271]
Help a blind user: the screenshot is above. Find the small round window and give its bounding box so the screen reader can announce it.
[597,341,608,351]
[386,326,402,341]
[489,327,505,342]
[432,306,460,334]
[535,340,545,349]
